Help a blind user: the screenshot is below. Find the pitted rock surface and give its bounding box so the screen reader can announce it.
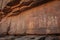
[0,1,60,35]
[0,35,60,40]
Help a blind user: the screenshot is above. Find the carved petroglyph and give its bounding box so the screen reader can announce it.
[27,13,58,34]
[0,1,60,35]
[30,14,58,28]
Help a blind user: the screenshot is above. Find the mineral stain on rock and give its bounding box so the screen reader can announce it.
[0,0,60,40]
[2,0,52,16]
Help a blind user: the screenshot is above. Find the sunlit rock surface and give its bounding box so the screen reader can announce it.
[0,1,60,35]
[0,0,11,9]
[0,0,60,40]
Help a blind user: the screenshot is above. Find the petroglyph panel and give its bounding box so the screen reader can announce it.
[0,1,60,35]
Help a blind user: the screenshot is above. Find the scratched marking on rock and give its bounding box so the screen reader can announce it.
[27,14,58,34]
[46,16,58,33]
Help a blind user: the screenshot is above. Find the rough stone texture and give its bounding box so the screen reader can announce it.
[0,35,60,40]
[25,1,60,34]
[9,1,60,35]
[8,16,26,35]
[0,17,11,35]
[0,36,15,40]
[0,0,52,21]
[0,0,12,9]
[0,1,60,35]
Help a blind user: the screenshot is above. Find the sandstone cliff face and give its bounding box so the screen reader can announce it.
[0,0,12,9]
[2,0,52,17]
[0,1,60,35]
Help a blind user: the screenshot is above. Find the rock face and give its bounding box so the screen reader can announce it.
[0,0,12,9]
[0,1,60,35]
[2,0,52,16]
[0,35,60,40]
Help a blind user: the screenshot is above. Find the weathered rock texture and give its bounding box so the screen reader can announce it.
[0,1,60,35]
[0,0,12,9]
[2,0,52,17]
[0,35,60,40]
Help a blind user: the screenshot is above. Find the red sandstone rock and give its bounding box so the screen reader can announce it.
[0,1,60,35]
